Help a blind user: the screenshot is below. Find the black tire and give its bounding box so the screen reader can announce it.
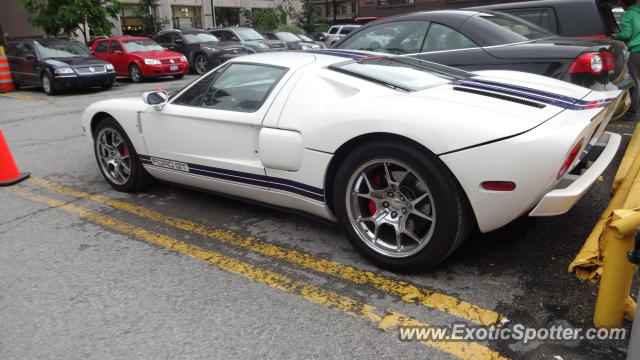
[333,140,473,272]
[193,53,209,75]
[129,63,144,83]
[173,74,185,79]
[41,73,56,95]
[102,80,114,90]
[93,117,154,192]
[13,81,21,90]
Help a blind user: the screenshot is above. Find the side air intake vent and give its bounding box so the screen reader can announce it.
[453,86,546,109]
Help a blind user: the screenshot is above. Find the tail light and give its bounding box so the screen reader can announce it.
[567,52,615,75]
[557,139,584,180]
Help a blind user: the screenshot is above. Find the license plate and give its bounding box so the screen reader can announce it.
[169,65,179,71]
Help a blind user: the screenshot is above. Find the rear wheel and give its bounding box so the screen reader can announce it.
[193,54,209,75]
[93,117,154,192]
[333,140,472,272]
[129,64,143,83]
[41,73,56,95]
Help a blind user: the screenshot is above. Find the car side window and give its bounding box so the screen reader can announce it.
[22,44,36,58]
[339,27,355,35]
[5,44,20,57]
[155,33,171,44]
[173,63,287,113]
[329,27,339,34]
[110,41,123,54]
[337,21,428,54]
[421,23,477,52]
[505,8,556,33]
[95,40,108,54]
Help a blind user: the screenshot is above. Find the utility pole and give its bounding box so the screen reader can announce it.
[210,0,217,27]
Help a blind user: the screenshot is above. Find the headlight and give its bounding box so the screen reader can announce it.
[54,67,74,74]
[144,59,161,65]
[180,56,187,62]
[203,47,219,53]
[259,43,269,49]
[105,64,114,70]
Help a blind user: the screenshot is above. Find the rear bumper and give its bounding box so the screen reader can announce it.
[529,131,621,216]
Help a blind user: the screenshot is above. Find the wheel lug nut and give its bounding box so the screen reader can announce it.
[387,192,394,197]
[400,196,405,201]
[402,208,407,214]
[391,211,397,218]
[382,201,389,208]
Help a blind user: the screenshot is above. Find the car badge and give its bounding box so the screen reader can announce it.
[170,59,175,64]
[232,49,238,54]
[89,67,95,72]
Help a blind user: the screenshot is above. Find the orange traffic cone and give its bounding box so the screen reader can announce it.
[0,130,29,186]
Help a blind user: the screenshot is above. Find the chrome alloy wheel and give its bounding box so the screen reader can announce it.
[195,55,208,74]
[95,128,131,185]
[345,159,436,258]
[42,75,51,93]
[130,65,142,82]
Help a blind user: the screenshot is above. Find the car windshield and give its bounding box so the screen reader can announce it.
[276,32,302,42]
[35,40,90,58]
[235,28,265,41]
[330,56,470,91]
[184,32,219,43]
[475,12,553,41]
[122,39,164,53]
[297,34,313,41]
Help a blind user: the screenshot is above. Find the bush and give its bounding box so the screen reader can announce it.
[276,24,304,34]
[314,23,331,32]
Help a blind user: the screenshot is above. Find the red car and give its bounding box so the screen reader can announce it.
[91,37,189,82]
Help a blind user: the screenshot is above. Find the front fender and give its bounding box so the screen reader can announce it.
[81,98,151,155]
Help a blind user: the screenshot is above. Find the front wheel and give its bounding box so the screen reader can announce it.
[129,64,143,83]
[93,118,154,192]
[333,140,472,272]
[41,73,56,95]
[193,54,209,75]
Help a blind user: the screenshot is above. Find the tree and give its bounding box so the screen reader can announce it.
[20,0,121,42]
[132,0,169,37]
[242,1,298,32]
[296,0,318,33]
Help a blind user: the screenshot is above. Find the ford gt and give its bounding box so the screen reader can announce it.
[81,50,622,271]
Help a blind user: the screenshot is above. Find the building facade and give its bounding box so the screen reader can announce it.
[356,0,530,18]
[111,0,301,37]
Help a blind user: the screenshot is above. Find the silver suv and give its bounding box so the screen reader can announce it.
[326,25,361,47]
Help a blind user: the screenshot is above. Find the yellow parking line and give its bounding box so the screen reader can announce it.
[6,186,509,360]
[27,176,505,326]
[0,92,50,102]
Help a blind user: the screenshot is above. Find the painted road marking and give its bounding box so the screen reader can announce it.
[0,92,50,102]
[28,176,505,326]
[6,186,509,360]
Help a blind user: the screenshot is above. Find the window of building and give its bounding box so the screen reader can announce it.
[121,5,144,36]
[172,6,202,29]
[351,2,357,12]
[214,7,241,27]
[378,0,415,6]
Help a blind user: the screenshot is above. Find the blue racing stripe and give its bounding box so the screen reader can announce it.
[139,155,325,201]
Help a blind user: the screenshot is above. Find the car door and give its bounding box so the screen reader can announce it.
[108,40,128,75]
[140,62,290,189]
[92,40,109,62]
[19,43,39,85]
[5,43,23,84]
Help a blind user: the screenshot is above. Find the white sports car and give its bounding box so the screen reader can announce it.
[81,50,622,271]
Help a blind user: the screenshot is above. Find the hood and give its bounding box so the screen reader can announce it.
[43,56,110,67]
[197,41,246,50]
[131,50,184,59]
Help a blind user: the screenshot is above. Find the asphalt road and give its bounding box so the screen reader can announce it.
[0,74,636,360]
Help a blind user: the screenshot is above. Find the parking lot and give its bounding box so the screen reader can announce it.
[0,75,636,360]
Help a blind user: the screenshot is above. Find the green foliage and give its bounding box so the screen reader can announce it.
[20,0,121,42]
[295,0,317,33]
[314,23,331,32]
[276,24,304,34]
[242,0,298,32]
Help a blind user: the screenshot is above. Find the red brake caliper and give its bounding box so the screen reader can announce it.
[121,146,130,167]
[368,175,382,215]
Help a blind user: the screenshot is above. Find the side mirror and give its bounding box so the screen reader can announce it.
[142,89,168,111]
[114,50,123,55]
[174,38,184,44]
[25,54,36,61]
